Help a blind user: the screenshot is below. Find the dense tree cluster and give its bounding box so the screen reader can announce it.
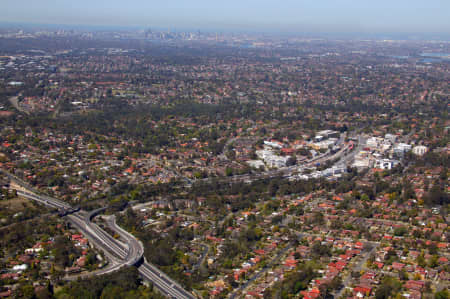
[55,267,164,299]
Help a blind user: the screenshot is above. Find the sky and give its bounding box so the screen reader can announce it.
[1,0,449,34]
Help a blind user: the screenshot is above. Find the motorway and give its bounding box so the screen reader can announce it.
[99,215,194,298]
[4,171,194,299]
[139,262,194,299]
[1,134,365,298]
[16,190,70,209]
[103,215,144,267]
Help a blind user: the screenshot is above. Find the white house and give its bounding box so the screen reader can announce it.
[412,145,428,156]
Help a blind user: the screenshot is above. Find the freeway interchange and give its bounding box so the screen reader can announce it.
[1,134,363,298]
[4,171,194,299]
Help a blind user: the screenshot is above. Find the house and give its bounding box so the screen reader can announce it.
[210,286,224,297]
[284,257,298,269]
[12,264,28,272]
[374,262,384,269]
[412,146,427,156]
[335,260,347,271]
[354,241,364,250]
[0,290,12,298]
[300,288,320,299]
[234,269,248,281]
[405,290,422,299]
[77,256,87,267]
[404,280,425,292]
[1,273,19,280]
[71,234,83,241]
[392,262,405,271]
[353,285,372,297]
[246,291,263,298]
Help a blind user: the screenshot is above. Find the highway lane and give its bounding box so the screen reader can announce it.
[103,215,144,266]
[68,211,194,298]
[67,213,125,262]
[68,212,193,298]
[139,263,183,298]
[0,170,72,209]
[16,190,72,210]
[65,214,132,277]
[64,262,123,280]
[4,171,192,299]
[84,208,130,257]
[84,216,129,259]
[139,262,194,299]
[1,133,362,299]
[76,208,193,298]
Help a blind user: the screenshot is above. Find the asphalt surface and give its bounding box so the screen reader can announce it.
[230,244,293,299]
[335,241,378,298]
[5,170,194,299]
[3,133,365,299]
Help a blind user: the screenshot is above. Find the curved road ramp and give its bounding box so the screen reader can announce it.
[4,169,194,299]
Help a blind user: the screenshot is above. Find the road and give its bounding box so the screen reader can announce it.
[67,213,126,267]
[4,169,194,299]
[198,133,357,186]
[16,190,72,211]
[1,133,364,299]
[103,215,144,267]
[335,241,378,298]
[8,96,29,114]
[85,212,194,298]
[192,243,210,271]
[229,244,293,299]
[335,135,366,168]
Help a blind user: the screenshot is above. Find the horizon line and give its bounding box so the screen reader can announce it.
[0,21,450,41]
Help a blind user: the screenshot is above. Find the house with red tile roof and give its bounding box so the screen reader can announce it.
[353,285,372,297]
[0,290,12,298]
[404,280,425,292]
[392,262,405,271]
[300,288,320,299]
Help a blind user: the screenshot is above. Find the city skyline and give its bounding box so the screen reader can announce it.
[1,0,450,35]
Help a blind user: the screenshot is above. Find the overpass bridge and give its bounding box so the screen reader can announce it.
[1,168,193,298]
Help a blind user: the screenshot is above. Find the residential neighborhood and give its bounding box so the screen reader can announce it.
[0,25,448,299]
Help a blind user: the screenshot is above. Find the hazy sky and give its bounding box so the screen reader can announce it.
[1,0,449,33]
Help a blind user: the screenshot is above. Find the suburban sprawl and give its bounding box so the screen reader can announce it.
[0,27,448,299]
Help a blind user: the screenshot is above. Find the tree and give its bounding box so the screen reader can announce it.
[398,270,408,281]
[312,212,325,225]
[435,289,449,299]
[311,241,331,257]
[394,226,408,236]
[56,267,164,299]
[35,283,52,299]
[329,276,343,290]
[425,182,448,206]
[375,276,402,299]
[417,252,426,268]
[18,283,36,299]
